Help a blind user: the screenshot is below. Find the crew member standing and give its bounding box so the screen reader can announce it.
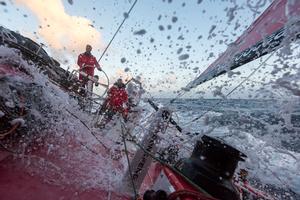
[77,44,101,88]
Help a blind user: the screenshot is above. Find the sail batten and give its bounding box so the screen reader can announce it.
[185,0,300,91]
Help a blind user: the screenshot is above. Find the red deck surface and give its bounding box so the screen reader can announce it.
[0,146,131,200]
[0,158,128,200]
[0,138,129,200]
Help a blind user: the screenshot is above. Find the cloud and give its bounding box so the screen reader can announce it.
[15,0,103,59]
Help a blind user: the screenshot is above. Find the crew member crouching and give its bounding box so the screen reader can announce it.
[98,79,128,128]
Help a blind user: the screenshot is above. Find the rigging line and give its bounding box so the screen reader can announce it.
[120,122,138,199]
[101,69,110,96]
[97,0,139,63]
[224,132,294,193]
[65,108,109,150]
[0,140,19,154]
[78,140,99,155]
[169,90,187,104]
[124,132,212,197]
[168,64,197,104]
[260,155,294,192]
[65,109,91,130]
[183,51,275,127]
[247,141,295,194]
[129,116,192,153]
[94,69,110,122]
[120,118,211,195]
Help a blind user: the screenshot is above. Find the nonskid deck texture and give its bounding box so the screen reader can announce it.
[0,132,132,200]
[0,159,129,200]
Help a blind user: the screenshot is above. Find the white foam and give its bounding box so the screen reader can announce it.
[0,110,4,117]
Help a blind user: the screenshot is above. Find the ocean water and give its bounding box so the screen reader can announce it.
[152,98,300,199]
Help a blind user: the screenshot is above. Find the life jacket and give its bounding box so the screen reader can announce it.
[77,52,100,80]
[106,85,128,113]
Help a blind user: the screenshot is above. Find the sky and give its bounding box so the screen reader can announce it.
[0,0,285,98]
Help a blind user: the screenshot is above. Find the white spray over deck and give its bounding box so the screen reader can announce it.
[0,39,300,198]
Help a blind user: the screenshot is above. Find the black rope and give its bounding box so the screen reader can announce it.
[124,132,212,197]
[120,123,138,199]
[0,140,19,154]
[65,109,91,130]
[97,0,138,63]
[147,99,182,132]
[65,108,108,150]
[78,141,99,155]
[168,47,278,106]
[184,52,275,126]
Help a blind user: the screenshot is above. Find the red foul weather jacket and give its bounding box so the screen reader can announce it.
[106,86,128,116]
[77,52,100,81]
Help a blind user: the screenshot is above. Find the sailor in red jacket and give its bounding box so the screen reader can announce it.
[98,79,129,128]
[77,44,101,84]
